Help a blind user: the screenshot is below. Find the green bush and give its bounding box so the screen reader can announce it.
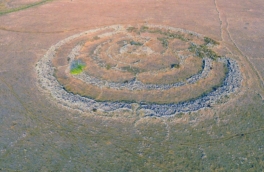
[157,37,169,48]
[130,41,143,46]
[106,64,111,70]
[204,37,219,45]
[70,60,86,75]
[127,27,138,32]
[188,43,220,60]
[140,26,149,32]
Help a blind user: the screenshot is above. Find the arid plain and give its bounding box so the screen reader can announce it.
[0,0,264,171]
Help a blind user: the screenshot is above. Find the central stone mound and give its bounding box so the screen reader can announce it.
[36,24,242,116]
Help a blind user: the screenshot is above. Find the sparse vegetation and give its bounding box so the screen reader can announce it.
[121,66,144,74]
[127,27,138,32]
[140,25,149,32]
[148,28,163,34]
[188,43,220,60]
[130,41,143,46]
[171,63,180,68]
[204,37,219,46]
[148,28,187,41]
[163,31,187,41]
[157,37,169,48]
[106,63,111,70]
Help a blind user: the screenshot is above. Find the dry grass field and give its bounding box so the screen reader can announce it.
[0,0,264,171]
[0,0,50,15]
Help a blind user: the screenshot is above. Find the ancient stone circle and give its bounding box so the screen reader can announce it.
[36,24,242,117]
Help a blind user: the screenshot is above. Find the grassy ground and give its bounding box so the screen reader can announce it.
[0,0,52,16]
[0,92,263,171]
[1,0,263,171]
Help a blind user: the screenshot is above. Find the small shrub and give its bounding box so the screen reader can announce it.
[130,41,143,46]
[204,37,219,46]
[70,60,86,75]
[157,37,169,48]
[163,32,187,41]
[188,43,220,60]
[140,26,149,32]
[127,27,138,32]
[148,29,163,34]
[121,66,142,74]
[171,64,180,68]
[106,64,111,70]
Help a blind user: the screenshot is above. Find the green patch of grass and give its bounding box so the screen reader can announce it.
[70,64,85,75]
[148,29,163,34]
[0,0,53,16]
[70,60,86,75]
[140,26,149,32]
[188,43,220,60]
[204,37,219,46]
[148,28,187,41]
[157,37,169,48]
[170,63,180,69]
[121,66,144,74]
[163,32,187,41]
[106,64,111,70]
[130,41,143,46]
[127,27,138,32]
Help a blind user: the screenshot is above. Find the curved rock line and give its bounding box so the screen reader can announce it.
[73,44,212,90]
[68,28,212,90]
[36,25,242,116]
[141,58,242,116]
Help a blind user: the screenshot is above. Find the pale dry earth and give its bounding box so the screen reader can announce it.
[0,0,264,171]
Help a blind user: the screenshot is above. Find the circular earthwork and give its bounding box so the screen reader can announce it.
[36,24,242,117]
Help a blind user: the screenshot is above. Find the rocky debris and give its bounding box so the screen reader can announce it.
[186,58,211,84]
[36,25,242,117]
[140,58,242,116]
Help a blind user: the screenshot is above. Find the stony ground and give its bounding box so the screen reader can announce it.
[0,0,264,171]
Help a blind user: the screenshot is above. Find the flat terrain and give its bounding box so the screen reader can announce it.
[0,0,50,15]
[0,0,264,171]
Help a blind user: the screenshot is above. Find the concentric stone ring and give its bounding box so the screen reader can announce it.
[36,24,242,116]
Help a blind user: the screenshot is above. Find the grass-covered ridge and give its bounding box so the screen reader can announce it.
[188,43,220,60]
